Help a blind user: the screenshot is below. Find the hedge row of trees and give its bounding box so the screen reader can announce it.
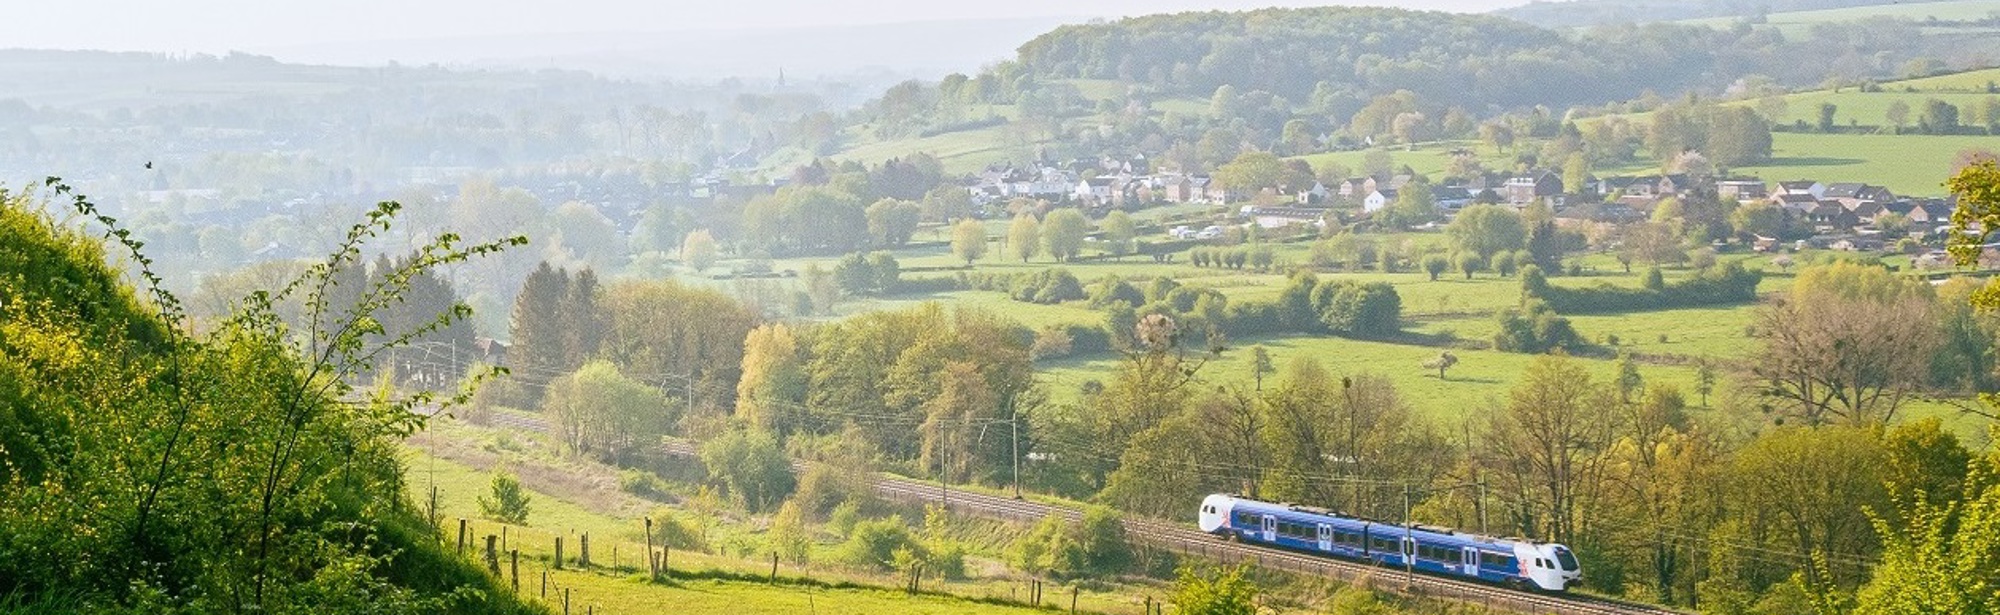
[1523,262,1763,314]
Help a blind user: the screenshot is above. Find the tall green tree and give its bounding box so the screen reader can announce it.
[1042,209,1091,263]
[1007,213,1041,263]
[950,219,987,265]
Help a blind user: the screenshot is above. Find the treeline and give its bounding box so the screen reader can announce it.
[1522,262,1763,314]
[1005,6,1993,111]
[0,191,536,613]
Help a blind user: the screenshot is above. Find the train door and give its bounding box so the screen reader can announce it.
[1260,515,1276,542]
[1316,524,1333,552]
[1402,537,1416,566]
[1462,547,1480,577]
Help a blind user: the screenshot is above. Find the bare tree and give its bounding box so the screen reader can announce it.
[1752,264,1938,426]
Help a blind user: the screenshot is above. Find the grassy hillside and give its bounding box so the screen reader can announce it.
[1889,66,2000,92]
[403,424,1162,615]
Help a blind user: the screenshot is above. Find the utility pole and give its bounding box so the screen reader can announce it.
[1011,405,1022,500]
[1403,484,1414,586]
[1477,479,1489,536]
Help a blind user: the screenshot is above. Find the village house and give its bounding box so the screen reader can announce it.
[1504,170,1564,208]
[1364,188,1398,213]
[1716,178,1767,201]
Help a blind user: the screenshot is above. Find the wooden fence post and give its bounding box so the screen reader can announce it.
[540,570,547,598]
[554,536,565,570]
[510,550,519,593]
[579,533,590,569]
[484,535,499,573]
[562,588,570,615]
[456,518,467,555]
[1070,585,1079,614]
[769,552,778,584]
[644,518,656,579]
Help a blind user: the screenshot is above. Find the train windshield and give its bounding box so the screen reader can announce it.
[1553,546,1579,571]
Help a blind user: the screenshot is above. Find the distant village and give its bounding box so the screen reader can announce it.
[959,155,1963,264]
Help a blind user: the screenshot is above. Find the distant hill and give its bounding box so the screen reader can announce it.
[1006,6,1999,111]
[1495,0,1900,27]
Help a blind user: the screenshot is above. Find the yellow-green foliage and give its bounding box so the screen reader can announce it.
[0,188,540,614]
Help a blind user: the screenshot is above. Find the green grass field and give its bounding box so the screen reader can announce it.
[1708,132,1994,195]
[1752,89,1998,129]
[1679,0,2000,34]
[1890,67,2000,93]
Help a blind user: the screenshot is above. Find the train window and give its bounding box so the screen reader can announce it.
[1479,552,1516,569]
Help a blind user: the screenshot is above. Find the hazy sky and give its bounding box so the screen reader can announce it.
[12,0,1529,53]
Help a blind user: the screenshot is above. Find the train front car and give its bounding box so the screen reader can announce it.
[1197,493,1234,534]
[1509,541,1583,592]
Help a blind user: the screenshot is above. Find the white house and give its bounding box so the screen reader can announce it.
[1363,188,1398,213]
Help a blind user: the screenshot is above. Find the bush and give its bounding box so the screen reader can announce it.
[829,501,864,539]
[647,507,708,551]
[836,515,925,570]
[792,464,872,519]
[1493,298,1582,353]
[477,470,533,525]
[1011,268,1086,304]
[1087,276,1146,309]
[619,469,674,502]
[1030,326,1076,361]
[698,428,796,513]
[1311,280,1402,337]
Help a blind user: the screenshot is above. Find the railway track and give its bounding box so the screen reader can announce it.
[452,409,1681,615]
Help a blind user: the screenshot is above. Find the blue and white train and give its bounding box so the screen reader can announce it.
[1197,493,1581,592]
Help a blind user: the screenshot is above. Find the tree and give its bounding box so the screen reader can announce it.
[1213,151,1290,195]
[1007,214,1041,263]
[864,198,922,247]
[1424,351,1459,380]
[1732,425,1886,590]
[1817,103,1838,132]
[544,360,672,461]
[1730,200,1788,239]
[1101,210,1137,259]
[1042,209,1090,262]
[1380,182,1438,229]
[1446,204,1528,259]
[1391,111,1428,148]
[1754,262,1939,426]
[1484,354,1618,542]
[1886,100,1911,131]
[1281,119,1317,155]
[737,324,808,436]
[1457,252,1484,279]
[509,262,574,402]
[1480,122,1516,153]
[949,219,986,265]
[1922,98,1960,134]
[1563,153,1590,198]
[1423,254,1449,281]
[478,469,533,525]
[682,229,719,272]
[699,428,796,512]
[1170,565,1259,615]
